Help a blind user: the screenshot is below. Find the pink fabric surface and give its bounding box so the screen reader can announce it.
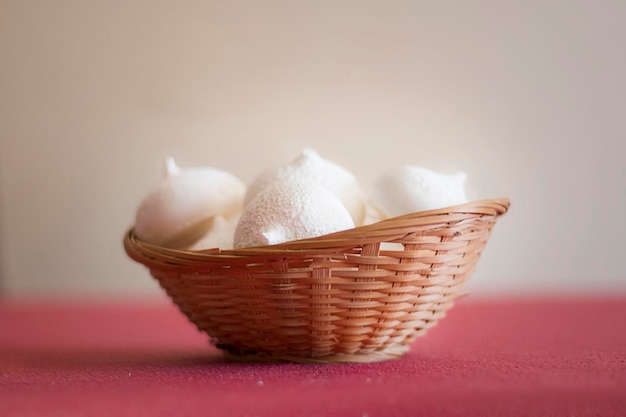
[1,296,625,417]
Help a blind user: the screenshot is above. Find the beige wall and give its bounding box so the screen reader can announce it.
[1,0,624,299]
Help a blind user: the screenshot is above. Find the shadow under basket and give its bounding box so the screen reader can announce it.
[124,198,510,363]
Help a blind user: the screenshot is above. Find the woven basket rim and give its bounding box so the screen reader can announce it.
[124,197,509,267]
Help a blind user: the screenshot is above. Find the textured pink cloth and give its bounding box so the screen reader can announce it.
[1,297,625,417]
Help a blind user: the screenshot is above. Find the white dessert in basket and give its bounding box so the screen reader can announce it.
[234,179,355,248]
[134,158,246,249]
[186,214,240,251]
[244,148,366,226]
[133,151,469,251]
[372,165,468,217]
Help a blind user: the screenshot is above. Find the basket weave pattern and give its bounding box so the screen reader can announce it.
[125,198,509,363]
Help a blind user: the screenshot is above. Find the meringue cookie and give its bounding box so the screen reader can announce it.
[234,180,355,248]
[373,165,468,217]
[186,215,239,251]
[135,158,246,248]
[244,149,366,225]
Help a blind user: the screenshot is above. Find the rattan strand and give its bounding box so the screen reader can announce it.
[124,198,509,363]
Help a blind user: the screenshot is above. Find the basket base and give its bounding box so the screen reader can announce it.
[222,345,410,364]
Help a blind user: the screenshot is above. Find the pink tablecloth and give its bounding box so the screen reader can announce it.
[1,296,625,417]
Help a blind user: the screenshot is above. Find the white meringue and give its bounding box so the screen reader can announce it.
[135,158,246,248]
[244,149,366,225]
[234,180,355,248]
[186,215,239,251]
[373,165,468,217]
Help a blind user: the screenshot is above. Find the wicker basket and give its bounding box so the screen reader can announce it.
[124,198,509,363]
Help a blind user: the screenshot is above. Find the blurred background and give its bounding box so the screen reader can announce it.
[1,0,624,300]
